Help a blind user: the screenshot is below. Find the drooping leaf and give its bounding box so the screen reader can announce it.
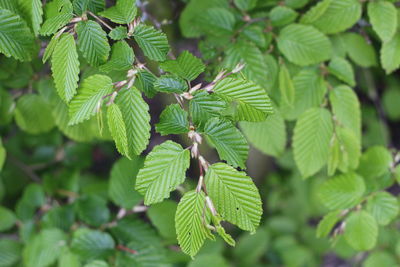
[293,107,333,178]
[135,141,190,205]
[327,133,340,176]
[277,24,332,66]
[43,33,60,63]
[160,51,205,81]
[344,211,378,251]
[336,127,361,172]
[278,62,295,106]
[155,104,189,135]
[204,117,249,169]
[51,33,80,103]
[368,1,397,42]
[99,40,134,72]
[316,210,341,238]
[133,24,170,61]
[99,0,136,24]
[366,192,399,226]
[205,163,262,233]
[107,103,129,157]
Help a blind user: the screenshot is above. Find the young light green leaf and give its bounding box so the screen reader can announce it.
[18,0,43,36]
[336,127,361,172]
[270,6,298,27]
[278,62,295,106]
[84,260,109,267]
[133,24,170,61]
[277,24,332,66]
[368,1,397,42]
[300,0,331,24]
[328,57,355,87]
[99,41,134,72]
[159,51,205,81]
[71,229,115,261]
[316,210,341,238]
[0,9,35,61]
[155,104,189,135]
[73,0,105,15]
[99,0,136,24]
[114,87,151,157]
[109,26,128,40]
[344,211,378,251]
[68,74,113,125]
[327,134,340,176]
[205,163,262,233]
[204,117,249,169]
[175,190,213,257]
[154,75,188,94]
[318,172,365,210]
[343,33,377,67]
[366,192,399,226]
[357,146,392,180]
[190,91,227,127]
[43,34,60,63]
[148,200,177,242]
[76,20,110,66]
[233,0,257,11]
[39,0,73,36]
[293,108,333,178]
[213,77,273,122]
[135,141,190,205]
[364,252,397,267]
[381,32,400,74]
[51,33,80,103]
[0,206,16,231]
[107,103,129,157]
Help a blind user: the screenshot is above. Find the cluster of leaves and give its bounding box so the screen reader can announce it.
[1,0,400,266]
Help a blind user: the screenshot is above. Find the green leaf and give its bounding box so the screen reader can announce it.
[302,0,361,34]
[15,94,55,134]
[368,1,397,42]
[344,211,378,251]
[107,103,129,157]
[99,0,136,24]
[76,20,110,66]
[135,70,157,98]
[381,32,400,74]
[204,117,249,169]
[76,195,110,227]
[73,0,105,15]
[154,75,188,94]
[329,85,361,139]
[366,192,399,226]
[239,109,286,157]
[316,210,341,238]
[71,228,115,261]
[84,260,109,267]
[148,200,177,242]
[190,91,227,127]
[39,0,73,36]
[23,228,67,267]
[357,146,392,180]
[18,0,43,36]
[42,205,75,232]
[51,33,80,103]
[0,9,35,61]
[327,57,355,87]
[336,127,361,172]
[327,133,340,176]
[99,40,134,72]
[155,104,189,135]
[293,108,333,178]
[68,74,113,125]
[364,251,397,267]
[0,206,16,231]
[115,241,169,266]
[318,172,365,210]
[115,87,151,157]
[189,254,229,267]
[109,157,143,209]
[109,26,128,40]
[0,139,5,171]
[133,24,170,61]
[175,190,213,257]
[43,34,60,63]
[205,163,262,232]
[197,8,235,39]
[159,51,205,81]
[233,0,257,11]
[0,239,22,267]
[233,229,269,266]
[213,77,273,122]
[278,63,295,106]
[135,141,190,205]
[383,88,400,120]
[343,33,377,67]
[277,24,332,66]
[270,6,298,27]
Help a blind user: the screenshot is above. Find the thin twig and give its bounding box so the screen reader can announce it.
[88,11,113,31]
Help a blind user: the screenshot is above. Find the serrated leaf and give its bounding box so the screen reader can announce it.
[176,190,213,257]
[0,9,35,61]
[135,70,157,98]
[99,40,134,73]
[344,211,378,251]
[109,26,128,40]
[133,24,170,61]
[293,108,333,178]
[18,0,43,36]
[0,206,16,232]
[135,141,190,205]
[84,260,109,267]
[69,74,113,125]
[73,0,105,15]
[318,172,365,210]
[115,87,151,157]
[154,75,188,93]
[155,104,189,135]
[366,192,399,226]
[159,51,205,81]
[270,6,298,27]
[107,103,129,157]
[343,33,377,67]
[277,24,332,66]
[148,200,177,242]
[197,8,235,39]
[15,94,55,134]
[115,241,170,266]
[76,195,110,227]
[327,134,340,176]
[336,127,361,173]
[213,77,273,122]
[51,33,80,102]
[43,33,60,63]
[39,0,73,36]
[316,210,341,238]
[204,117,248,169]
[205,163,262,233]
[190,91,227,127]
[233,0,257,11]
[300,0,331,24]
[109,157,143,209]
[0,239,22,267]
[99,0,136,24]
[328,57,355,87]
[357,146,392,180]
[279,63,295,106]
[368,1,397,42]
[239,109,286,157]
[329,85,361,139]
[76,20,110,66]
[364,251,397,267]
[71,228,115,261]
[381,32,400,74]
